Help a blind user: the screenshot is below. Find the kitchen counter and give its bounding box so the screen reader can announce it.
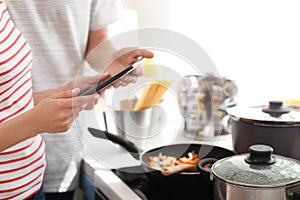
[80,98,233,199]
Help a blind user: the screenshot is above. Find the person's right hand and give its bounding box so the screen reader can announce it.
[32,88,98,133]
[106,48,154,87]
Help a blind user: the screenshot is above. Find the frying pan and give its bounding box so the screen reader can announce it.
[88,127,235,184]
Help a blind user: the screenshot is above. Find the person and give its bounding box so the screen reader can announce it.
[0,0,110,199]
[8,0,154,199]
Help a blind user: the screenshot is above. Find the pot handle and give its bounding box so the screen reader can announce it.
[197,158,218,182]
[222,114,232,134]
[218,98,237,113]
[87,127,142,159]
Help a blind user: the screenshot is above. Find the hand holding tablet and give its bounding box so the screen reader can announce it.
[79,56,144,96]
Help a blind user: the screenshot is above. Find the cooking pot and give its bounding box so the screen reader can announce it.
[198,144,300,200]
[226,101,300,160]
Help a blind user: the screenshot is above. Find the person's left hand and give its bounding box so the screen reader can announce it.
[65,73,110,92]
[106,48,154,87]
[63,73,111,109]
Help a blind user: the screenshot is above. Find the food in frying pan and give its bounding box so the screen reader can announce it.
[148,151,201,176]
[148,152,177,169]
[202,163,213,168]
[177,152,200,165]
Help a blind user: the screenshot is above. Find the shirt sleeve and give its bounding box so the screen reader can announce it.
[90,0,123,31]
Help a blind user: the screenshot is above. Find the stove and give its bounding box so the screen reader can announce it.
[109,165,214,200]
[86,115,233,199]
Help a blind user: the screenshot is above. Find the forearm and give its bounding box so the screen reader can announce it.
[85,28,117,72]
[0,109,39,152]
[86,28,109,56]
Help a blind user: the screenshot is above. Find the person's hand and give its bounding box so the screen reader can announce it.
[64,73,111,94]
[32,88,99,133]
[62,73,111,108]
[106,48,154,87]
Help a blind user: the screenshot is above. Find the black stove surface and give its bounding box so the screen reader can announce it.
[113,165,213,200]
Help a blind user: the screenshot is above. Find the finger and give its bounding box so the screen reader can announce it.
[120,81,129,87]
[123,75,137,83]
[100,85,112,91]
[86,104,95,110]
[116,48,154,66]
[98,73,111,82]
[73,103,94,112]
[113,81,122,88]
[83,103,95,110]
[73,113,79,120]
[71,88,81,97]
[94,95,100,104]
[71,102,94,115]
[72,106,85,115]
[97,90,106,95]
[67,112,79,124]
[120,48,153,61]
[132,49,154,60]
[130,76,138,83]
[72,93,99,107]
[50,88,80,99]
[79,73,111,89]
[130,66,144,76]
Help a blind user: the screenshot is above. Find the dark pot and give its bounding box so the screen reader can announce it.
[226,101,300,160]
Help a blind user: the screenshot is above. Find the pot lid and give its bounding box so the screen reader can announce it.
[212,145,300,187]
[227,101,300,124]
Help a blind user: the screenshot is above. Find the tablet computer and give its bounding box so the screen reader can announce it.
[80,56,144,96]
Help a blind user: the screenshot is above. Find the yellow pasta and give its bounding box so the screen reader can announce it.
[134,80,173,111]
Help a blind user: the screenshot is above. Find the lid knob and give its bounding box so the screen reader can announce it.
[262,101,290,117]
[245,144,276,165]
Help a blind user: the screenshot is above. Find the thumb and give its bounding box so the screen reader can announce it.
[101,73,111,79]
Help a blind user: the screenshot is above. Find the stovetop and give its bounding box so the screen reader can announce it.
[112,165,214,200]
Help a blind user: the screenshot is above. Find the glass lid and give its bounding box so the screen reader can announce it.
[212,145,300,187]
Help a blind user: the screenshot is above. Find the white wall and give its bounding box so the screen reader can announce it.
[122,0,171,29]
[120,0,300,106]
[171,0,300,105]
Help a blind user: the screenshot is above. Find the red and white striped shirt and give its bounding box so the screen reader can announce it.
[0,1,45,199]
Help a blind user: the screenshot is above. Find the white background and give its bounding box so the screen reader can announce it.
[111,0,300,106]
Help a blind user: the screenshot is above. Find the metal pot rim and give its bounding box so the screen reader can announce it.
[213,172,300,188]
[211,152,300,188]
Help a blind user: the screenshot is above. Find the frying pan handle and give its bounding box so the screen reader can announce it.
[197,158,218,182]
[88,127,142,159]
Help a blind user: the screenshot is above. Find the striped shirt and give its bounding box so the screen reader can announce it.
[0,1,45,199]
[8,0,122,192]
